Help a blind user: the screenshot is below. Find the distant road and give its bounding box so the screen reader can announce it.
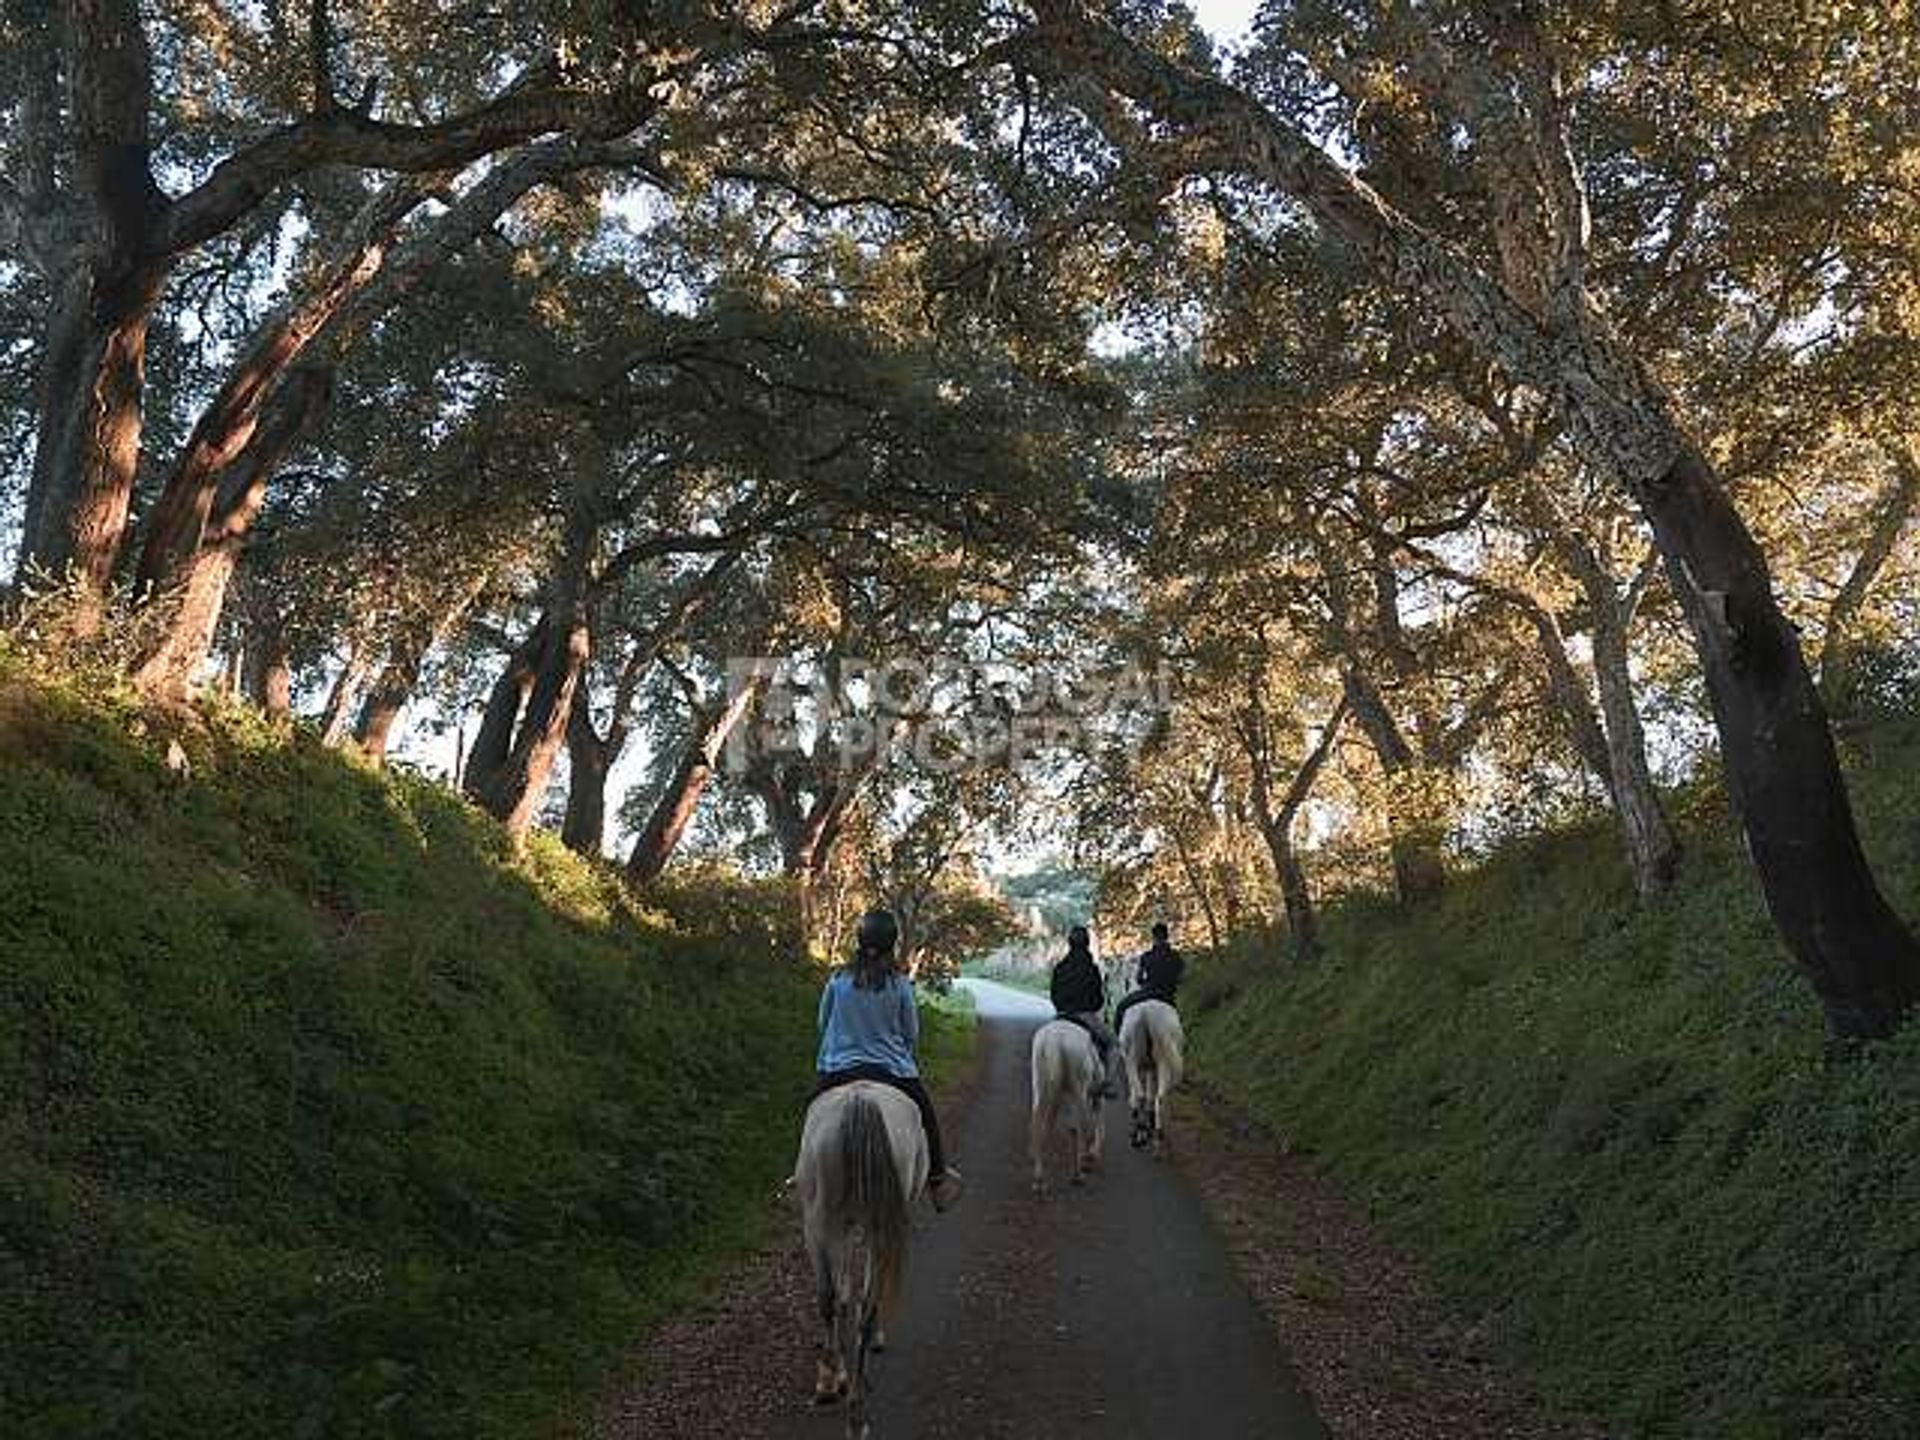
[953,976,1053,1020]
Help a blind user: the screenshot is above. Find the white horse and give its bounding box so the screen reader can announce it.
[1120,1000,1185,1153]
[1029,1018,1106,1193]
[794,1083,927,1438]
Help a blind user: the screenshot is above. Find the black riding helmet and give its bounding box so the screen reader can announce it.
[857,909,900,954]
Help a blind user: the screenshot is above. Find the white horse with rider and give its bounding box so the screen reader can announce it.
[794,909,962,1437]
[1119,998,1184,1153]
[1028,1016,1107,1191]
[795,1083,923,1437]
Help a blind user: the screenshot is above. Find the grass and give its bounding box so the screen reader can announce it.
[1185,714,1920,1439]
[0,654,968,1439]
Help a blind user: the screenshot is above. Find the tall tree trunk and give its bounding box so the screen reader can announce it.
[751,765,867,948]
[319,644,372,748]
[352,661,416,764]
[1169,827,1223,951]
[561,687,613,857]
[1515,580,1679,897]
[354,576,488,764]
[242,619,293,723]
[16,0,167,616]
[462,620,546,802]
[128,365,330,698]
[624,672,765,883]
[1523,604,1616,788]
[1639,446,1920,1036]
[21,262,165,616]
[1342,668,1446,903]
[1263,823,1318,963]
[560,625,678,857]
[468,491,599,840]
[132,185,423,608]
[1243,691,1345,962]
[470,610,590,841]
[1035,6,1920,1037]
[1562,544,1683,898]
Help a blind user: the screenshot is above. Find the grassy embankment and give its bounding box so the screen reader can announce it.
[0,654,969,1440]
[1187,715,1920,1438]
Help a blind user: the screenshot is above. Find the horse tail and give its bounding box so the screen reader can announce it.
[839,1092,910,1322]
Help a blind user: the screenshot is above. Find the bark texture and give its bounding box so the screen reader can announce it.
[1244,690,1347,962]
[624,672,765,884]
[129,365,332,697]
[1031,2,1920,1036]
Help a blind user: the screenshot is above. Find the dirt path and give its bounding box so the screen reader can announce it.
[598,985,1325,1438]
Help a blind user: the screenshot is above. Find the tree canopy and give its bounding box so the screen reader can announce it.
[5,0,1919,1034]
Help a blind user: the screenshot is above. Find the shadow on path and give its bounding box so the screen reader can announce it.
[773,992,1326,1440]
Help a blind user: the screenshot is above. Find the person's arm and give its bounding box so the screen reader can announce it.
[900,977,921,1051]
[818,977,835,1035]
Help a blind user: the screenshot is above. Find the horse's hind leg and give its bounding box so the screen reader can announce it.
[1130,1062,1154,1149]
[1029,1098,1050,1194]
[847,1306,880,1438]
[812,1252,846,1404]
[1069,1099,1094,1184]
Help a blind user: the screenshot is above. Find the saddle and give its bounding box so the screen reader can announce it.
[1058,1012,1111,1057]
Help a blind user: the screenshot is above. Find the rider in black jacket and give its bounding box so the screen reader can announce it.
[1113,922,1184,1038]
[1050,926,1118,1095]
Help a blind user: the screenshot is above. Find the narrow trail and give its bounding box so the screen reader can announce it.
[768,979,1326,1439]
[599,978,1599,1440]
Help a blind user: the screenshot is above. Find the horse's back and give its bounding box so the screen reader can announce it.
[797,1082,927,1215]
[1031,1018,1098,1095]
[1122,999,1184,1071]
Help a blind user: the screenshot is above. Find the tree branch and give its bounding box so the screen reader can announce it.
[153,59,674,258]
[1277,695,1348,822]
[309,0,337,112]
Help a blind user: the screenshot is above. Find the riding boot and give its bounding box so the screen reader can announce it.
[929,1166,965,1212]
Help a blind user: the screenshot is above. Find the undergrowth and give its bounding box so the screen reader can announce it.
[0,652,966,1438]
[1188,716,1920,1438]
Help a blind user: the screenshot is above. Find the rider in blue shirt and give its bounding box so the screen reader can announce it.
[813,909,964,1211]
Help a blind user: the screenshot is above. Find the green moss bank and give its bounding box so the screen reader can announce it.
[1189,719,1920,1439]
[0,660,964,1439]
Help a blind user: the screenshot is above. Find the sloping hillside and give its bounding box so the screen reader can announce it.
[1188,719,1920,1438]
[0,656,860,1439]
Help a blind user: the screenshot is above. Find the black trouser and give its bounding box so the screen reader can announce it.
[1112,988,1174,1039]
[814,1067,948,1174]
